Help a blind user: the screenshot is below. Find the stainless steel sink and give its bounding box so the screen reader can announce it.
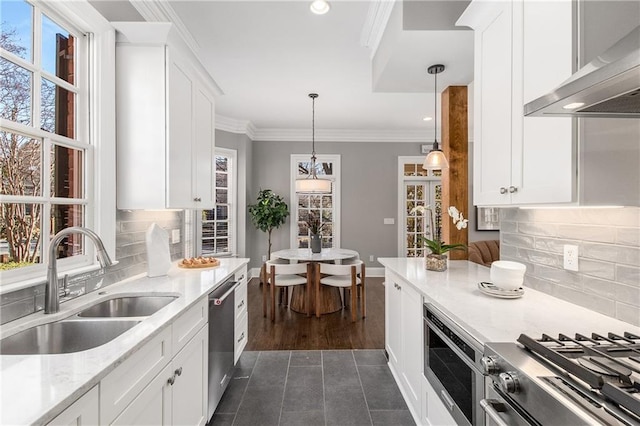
[77,296,178,318]
[0,319,140,355]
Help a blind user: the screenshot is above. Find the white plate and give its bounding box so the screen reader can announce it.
[478,282,524,299]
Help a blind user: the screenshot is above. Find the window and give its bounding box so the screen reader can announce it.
[0,0,107,285]
[398,157,442,257]
[199,148,236,256]
[290,154,340,249]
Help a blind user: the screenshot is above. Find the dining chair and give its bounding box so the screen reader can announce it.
[315,260,366,322]
[264,261,313,321]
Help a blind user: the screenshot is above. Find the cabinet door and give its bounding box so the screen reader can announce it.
[473,1,513,206]
[110,364,172,426]
[193,86,215,208]
[511,0,574,204]
[172,325,209,426]
[167,56,194,209]
[48,386,99,426]
[401,283,422,413]
[385,275,402,370]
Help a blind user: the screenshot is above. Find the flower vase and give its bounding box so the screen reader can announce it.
[426,253,447,272]
[310,233,322,253]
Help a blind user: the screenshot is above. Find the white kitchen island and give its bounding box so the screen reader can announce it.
[379,258,640,425]
[0,258,248,426]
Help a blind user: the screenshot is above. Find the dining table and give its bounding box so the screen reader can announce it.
[271,248,359,315]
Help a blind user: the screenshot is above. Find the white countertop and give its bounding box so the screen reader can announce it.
[0,258,249,426]
[272,247,359,262]
[379,258,639,345]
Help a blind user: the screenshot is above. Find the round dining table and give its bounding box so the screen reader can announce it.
[271,248,359,315]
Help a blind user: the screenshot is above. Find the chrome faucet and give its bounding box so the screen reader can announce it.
[45,227,115,314]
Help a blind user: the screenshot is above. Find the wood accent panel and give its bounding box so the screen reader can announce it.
[441,86,469,260]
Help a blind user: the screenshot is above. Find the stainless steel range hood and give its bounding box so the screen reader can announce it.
[524,25,640,118]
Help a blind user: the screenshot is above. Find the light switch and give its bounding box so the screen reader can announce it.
[384,218,395,225]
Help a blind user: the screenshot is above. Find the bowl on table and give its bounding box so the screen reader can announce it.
[490,261,526,290]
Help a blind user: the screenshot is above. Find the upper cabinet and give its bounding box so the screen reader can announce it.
[458,0,574,206]
[459,0,640,207]
[114,22,217,210]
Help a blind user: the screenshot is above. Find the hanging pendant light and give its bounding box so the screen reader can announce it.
[296,93,332,193]
[423,64,449,170]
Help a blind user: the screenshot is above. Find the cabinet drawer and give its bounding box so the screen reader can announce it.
[234,265,247,284]
[234,280,247,320]
[48,385,99,426]
[172,297,207,355]
[101,326,172,425]
[234,311,248,364]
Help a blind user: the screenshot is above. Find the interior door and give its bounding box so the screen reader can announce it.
[403,180,442,257]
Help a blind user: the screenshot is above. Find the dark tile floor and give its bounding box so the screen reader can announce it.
[209,350,416,426]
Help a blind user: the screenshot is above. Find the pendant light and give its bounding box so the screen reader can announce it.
[296,93,332,193]
[423,64,449,170]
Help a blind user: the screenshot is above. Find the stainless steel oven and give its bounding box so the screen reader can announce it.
[424,303,485,426]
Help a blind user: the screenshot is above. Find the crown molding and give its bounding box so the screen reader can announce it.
[360,0,396,59]
[130,0,200,52]
[252,128,427,143]
[215,115,256,140]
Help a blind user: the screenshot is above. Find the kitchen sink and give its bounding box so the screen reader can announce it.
[0,319,140,355]
[77,295,178,318]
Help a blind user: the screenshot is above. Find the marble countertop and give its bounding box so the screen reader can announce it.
[379,258,639,345]
[0,258,249,426]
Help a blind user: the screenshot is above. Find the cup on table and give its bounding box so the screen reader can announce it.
[490,261,526,290]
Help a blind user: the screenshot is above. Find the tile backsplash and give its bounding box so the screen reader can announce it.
[501,207,640,326]
[0,210,184,324]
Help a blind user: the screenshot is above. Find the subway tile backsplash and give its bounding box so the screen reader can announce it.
[501,207,640,326]
[0,210,184,324]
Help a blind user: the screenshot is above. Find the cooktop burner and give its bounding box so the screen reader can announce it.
[517,332,640,422]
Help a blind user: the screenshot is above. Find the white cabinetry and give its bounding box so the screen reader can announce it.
[385,271,423,421]
[421,375,457,426]
[234,266,248,363]
[102,297,209,426]
[114,22,216,210]
[458,0,574,206]
[48,386,99,426]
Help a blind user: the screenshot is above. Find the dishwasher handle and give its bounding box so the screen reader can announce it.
[209,279,239,305]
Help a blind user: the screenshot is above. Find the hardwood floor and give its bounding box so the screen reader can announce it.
[245,277,385,351]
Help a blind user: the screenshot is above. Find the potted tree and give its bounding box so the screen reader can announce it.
[248,189,290,261]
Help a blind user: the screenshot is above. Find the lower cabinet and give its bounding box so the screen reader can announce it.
[385,271,423,420]
[111,325,208,426]
[234,266,248,364]
[48,385,99,426]
[421,375,457,426]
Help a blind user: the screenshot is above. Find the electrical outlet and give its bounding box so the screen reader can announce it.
[262,255,267,262]
[171,229,180,244]
[369,255,374,262]
[563,244,579,271]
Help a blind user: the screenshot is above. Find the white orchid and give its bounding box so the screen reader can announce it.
[410,204,469,254]
[447,206,469,230]
[409,204,430,216]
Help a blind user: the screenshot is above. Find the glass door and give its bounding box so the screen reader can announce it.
[404,181,442,257]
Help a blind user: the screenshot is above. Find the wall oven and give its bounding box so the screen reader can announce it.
[424,303,485,425]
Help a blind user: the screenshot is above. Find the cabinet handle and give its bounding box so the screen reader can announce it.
[193,197,202,202]
[237,300,245,309]
[499,187,507,194]
[167,375,176,386]
[174,367,183,377]
[237,332,245,343]
[509,186,518,193]
[238,275,245,281]
[440,389,455,412]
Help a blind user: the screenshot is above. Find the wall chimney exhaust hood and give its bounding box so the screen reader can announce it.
[524,25,640,118]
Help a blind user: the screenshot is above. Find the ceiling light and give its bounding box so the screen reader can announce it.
[422,116,433,121]
[563,102,585,110]
[310,0,330,15]
[423,64,449,171]
[296,93,332,194]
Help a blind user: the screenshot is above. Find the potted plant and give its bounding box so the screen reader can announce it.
[305,212,324,253]
[410,205,468,271]
[248,189,290,261]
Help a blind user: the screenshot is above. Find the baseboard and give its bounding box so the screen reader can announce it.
[249,266,385,280]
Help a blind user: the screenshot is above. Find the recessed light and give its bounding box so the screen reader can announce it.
[422,116,433,121]
[563,102,585,110]
[310,0,330,15]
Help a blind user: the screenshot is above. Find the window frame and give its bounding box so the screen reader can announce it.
[197,147,237,257]
[289,153,341,249]
[0,0,116,290]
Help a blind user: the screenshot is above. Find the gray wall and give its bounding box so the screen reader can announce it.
[247,140,423,270]
[501,207,640,326]
[1,210,183,324]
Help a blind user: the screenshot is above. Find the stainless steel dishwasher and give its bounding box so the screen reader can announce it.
[207,276,239,421]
